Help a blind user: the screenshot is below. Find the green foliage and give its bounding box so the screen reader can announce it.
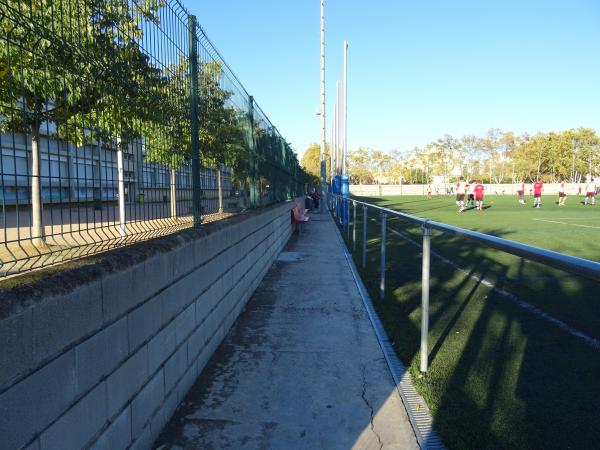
[300,142,330,181]
[512,128,599,182]
[0,0,164,141]
[347,147,376,184]
[342,128,600,185]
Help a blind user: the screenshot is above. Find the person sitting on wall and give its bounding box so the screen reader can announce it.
[310,189,320,209]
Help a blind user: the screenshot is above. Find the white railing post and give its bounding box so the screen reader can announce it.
[380,211,387,300]
[420,223,432,372]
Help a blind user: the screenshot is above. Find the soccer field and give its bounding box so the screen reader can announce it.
[368,194,600,261]
[339,194,600,450]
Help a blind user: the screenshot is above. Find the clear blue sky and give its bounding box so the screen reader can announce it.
[186,0,600,158]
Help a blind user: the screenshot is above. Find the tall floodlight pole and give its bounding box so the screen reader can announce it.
[333,82,337,176]
[319,0,326,212]
[332,99,337,180]
[337,80,342,176]
[343,41,348,174]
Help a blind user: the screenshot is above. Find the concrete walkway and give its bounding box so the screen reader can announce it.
[154,211,419,450]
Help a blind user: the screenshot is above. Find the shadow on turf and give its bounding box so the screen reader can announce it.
[337,209,600,450]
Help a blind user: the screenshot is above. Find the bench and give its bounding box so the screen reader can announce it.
[291,203,309,234]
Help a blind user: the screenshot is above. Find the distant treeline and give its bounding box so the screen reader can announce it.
[301,128,599,185]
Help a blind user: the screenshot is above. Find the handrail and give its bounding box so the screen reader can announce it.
[331,193,600,373]
[337,195,600,283]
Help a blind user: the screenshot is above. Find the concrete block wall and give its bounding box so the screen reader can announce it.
[350,183,585,197]
[0,202,295,450]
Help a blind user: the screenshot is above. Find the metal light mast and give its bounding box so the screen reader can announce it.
[342,40,348,175]
[319,0,326,212]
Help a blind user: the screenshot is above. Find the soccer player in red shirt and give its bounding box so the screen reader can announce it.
[474,181,485,211]
[533,179,543,208]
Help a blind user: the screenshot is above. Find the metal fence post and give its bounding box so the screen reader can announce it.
[380,212,387,300]
[247,95,258,208]
[420,223,432,373]
[362,205,367,269]
[352,200,357,252]
[188,14,202,227]
[217,164,224,213]
[347,199,351,240]
[116,137,126,238]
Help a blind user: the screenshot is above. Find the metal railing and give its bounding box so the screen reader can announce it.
[0,0,308,277]
[330,194,600,372]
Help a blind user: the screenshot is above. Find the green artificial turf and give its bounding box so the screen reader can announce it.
[337,194,600,450]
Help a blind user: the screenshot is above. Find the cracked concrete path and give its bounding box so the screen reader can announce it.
[154,211,419,450]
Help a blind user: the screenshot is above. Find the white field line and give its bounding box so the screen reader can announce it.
[532,218,600,230]
[552,217,600,220]
[371,217,600,351]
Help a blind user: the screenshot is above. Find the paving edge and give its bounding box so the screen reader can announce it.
[330,213,446,450]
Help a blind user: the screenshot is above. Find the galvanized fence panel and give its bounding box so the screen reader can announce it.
[0,0,307,277]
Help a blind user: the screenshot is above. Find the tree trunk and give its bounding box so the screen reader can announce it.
[30,123,44,243]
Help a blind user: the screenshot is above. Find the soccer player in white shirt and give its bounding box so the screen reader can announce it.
[467,182,475,207]
[517,181,526,204]
[455,176,468,212]
[584,178,597,205]
[557,179,567,206]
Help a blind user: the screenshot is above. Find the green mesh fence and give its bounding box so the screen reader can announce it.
[0,0,308,277]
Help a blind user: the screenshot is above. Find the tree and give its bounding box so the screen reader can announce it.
[368,150,391,183]
[301,143,330,183]
[0,0,164,241]
[509,128,600,182]
[347,147,375,184]
[459,135,476,179]
[501,131,519,182]
[383,149,407,184]
[477,128,504,183]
